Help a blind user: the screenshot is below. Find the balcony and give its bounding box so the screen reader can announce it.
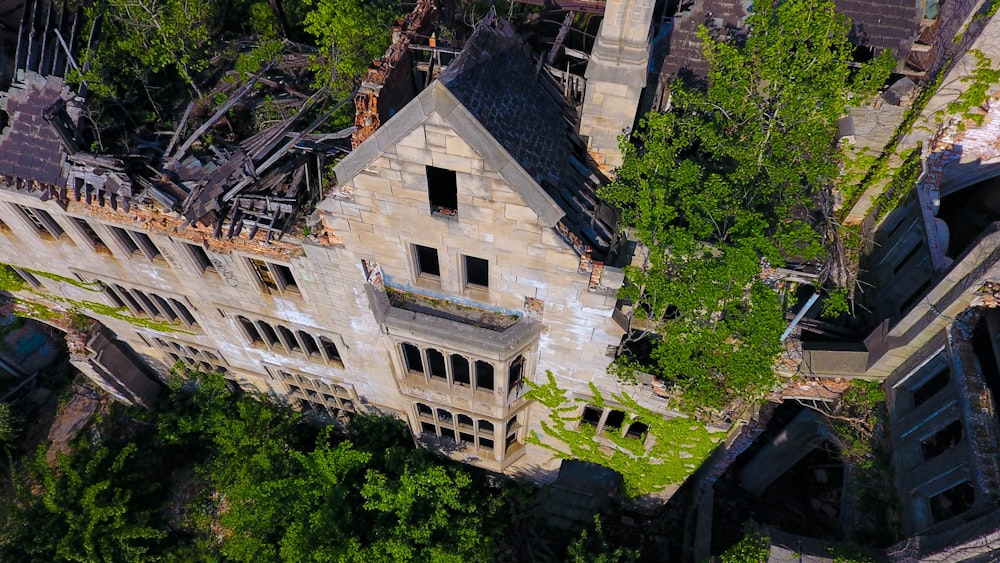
[366,284,542,358]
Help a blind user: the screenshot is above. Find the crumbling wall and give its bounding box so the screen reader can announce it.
[352,0,437,148]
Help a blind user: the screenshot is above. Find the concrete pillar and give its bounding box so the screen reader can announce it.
[739,409,833,497]
[578,0,654,170]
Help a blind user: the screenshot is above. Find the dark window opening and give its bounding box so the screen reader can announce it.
[480,437,494,450]
[132,231,162,260]
[465,255,489,288]
[460,432,475,444]
[239,316,263,345]
[913,368,950,407]
[278,325,300,352]
[300,331,320,356]
[436,408,453,423]
[170,299,197,326]
[416,403,433,417]
[478,420,494,434]
[110,226,139,254]
[414,244,440,277]
[506,417,517,433]
[274,263,298,292]
[899,279,932,314]
[508,355,525,392]
[402,343,423,373]
[73,218,107,251]
[12,268,41,289]
[626,422,649,440]
[452,355,471,386]
[426,165,458,215]
[506,432,518,449]
[457,414,474,428]
[581,406,603,426]
[475,361,494,391]
[921,420,963,461]
[427,348,447,380]
[186,244,215,272]
[320,337,341,362]
[258,322,279,347]
[893,242,921,275]
[440,427,456,441]
[930,481,975,524]
[604,409,626,430]
[420,422,436,435]
[972,316,1000,416]
[151,295,178,321]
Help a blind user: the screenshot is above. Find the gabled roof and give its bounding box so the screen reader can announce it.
[336,13,619,260]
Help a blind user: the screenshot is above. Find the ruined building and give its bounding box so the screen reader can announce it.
[0,0,666,480]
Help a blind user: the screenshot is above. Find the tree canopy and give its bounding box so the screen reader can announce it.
[0,368,519,562]
[599,0,894,411]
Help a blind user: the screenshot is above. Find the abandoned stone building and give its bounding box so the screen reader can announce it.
[0,0,666,479]
[4,0,1000,558]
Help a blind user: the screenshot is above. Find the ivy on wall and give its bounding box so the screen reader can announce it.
[0,264,190,334]
[526,372,724,497]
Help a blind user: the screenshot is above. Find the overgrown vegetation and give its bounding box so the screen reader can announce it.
[719,525,770,563]
[946,50,1000,127]
[600,0,893,411]
[526,372,724,496]
[0,367,526,561]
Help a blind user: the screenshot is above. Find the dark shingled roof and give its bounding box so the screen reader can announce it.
[439,16,575,189]
[438,14,618,259]
[837,0,921,59]
[0,76,69,187]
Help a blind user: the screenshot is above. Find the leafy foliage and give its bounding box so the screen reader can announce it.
[600,0,894,409]
[1,367,518,561]
[566,515,639,563]
[719,525,770,563]
[526,372,724,496]
[304,0,399,96]
[73,0,218,99]
[0,402,20,445]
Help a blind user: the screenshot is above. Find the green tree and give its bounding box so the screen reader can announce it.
[75,0,218,100]
[0,402,19,446]
[303,0,398,96]
[2,443,167,562]
[599,0,894,409]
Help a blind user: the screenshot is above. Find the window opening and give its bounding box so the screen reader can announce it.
[921,420,963,461]
[457,414,474,428]
[913,368,950,407]
[110,226,140,254]
[402,343,423,373]
[421,422,436,434]
[452,355,471,386]
[319,336,341,363]
[476,361,494,391]
[581,406,603,426]
[480,438,494,450]
[426,165,458,215]
[440,428,456,441]
[604,410,626,430]
[427,348,447,380]
[72,218,108,251]
[478,420,494,434]
[626,422,649,440]
[930,481,975,523]
[465,255,489,288]
[186,243,215,272]
[239,316,263,345]
[436,408,453,423]
[414,244,441,277]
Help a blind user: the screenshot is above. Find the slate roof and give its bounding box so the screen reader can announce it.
[0,75,69,187]
[437,14,618,259]
[438,16,577,192]
[837,0,921,59]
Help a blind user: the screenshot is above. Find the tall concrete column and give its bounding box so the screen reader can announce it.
[579,0,654,170]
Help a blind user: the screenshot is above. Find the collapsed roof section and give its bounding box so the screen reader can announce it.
[0,0,353,247]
